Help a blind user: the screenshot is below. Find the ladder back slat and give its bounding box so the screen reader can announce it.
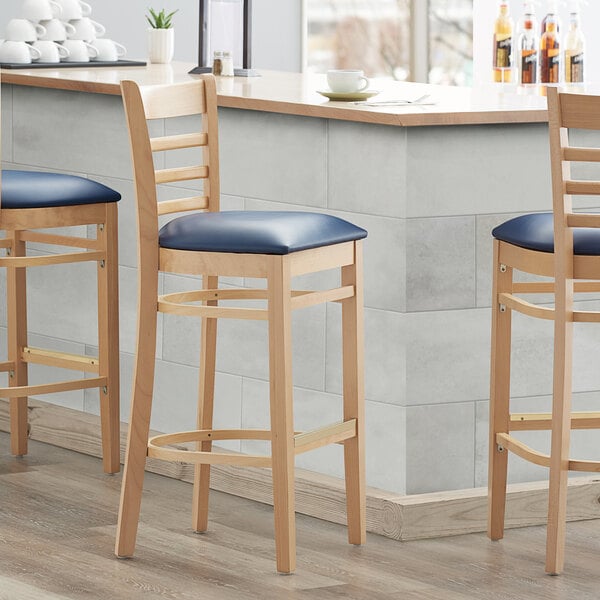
[157,196,210,216]
[563,147,600,162]
[155,165,208,184]
[565,180,600,195]
[150,133,208,152]
[566,213,600,228]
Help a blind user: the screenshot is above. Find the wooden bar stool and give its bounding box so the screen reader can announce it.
[0,170,121,474]
[488,87,600,574]
[115,75,367,573]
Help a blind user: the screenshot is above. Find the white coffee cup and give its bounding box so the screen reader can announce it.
[31,39,69,62]
[61,39,98,61]
[39,19,76,42]
[56,0,91,21]
[5,19,47,42]
[21,0,62,22]
[0,40,42,63]
[68,18,106,41]
[326,69,370,93]
[90,39,126,62]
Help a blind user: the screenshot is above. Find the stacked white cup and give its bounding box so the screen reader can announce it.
[0,0,127,65]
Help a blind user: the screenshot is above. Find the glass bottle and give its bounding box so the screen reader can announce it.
[212,51,223,76]
[221,51,234,77]
[518,2,538,84]
[493,1,514,83]
[541,0,561,34]
[564,2,585,83]
[540,12,560,83]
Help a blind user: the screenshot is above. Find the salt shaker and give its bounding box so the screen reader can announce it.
[221,51,234,77]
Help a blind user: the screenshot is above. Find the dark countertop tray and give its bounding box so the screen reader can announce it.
[0,59,147,69]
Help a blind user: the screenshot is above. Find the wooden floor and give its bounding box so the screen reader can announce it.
[2,435,600,600]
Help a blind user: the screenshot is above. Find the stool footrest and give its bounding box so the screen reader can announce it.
[510,411,600,431]
[0,376,107,398]
[496,432,600,472]
[0,251,104,269]
[22,346,100,374]
[147,420,358,466]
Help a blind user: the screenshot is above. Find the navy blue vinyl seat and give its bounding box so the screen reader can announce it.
[0,168,122,476]
[1,170,121,209]
[492,212,600,256]
[159,210,368,255]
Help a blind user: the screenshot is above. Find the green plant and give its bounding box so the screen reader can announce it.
[146,8,178,29]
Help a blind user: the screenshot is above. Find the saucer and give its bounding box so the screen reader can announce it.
[317,89,380,101]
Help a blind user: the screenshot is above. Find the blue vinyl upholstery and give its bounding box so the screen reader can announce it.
[492,212,600,256]
[1,170,121,209]
[159,210,368,255]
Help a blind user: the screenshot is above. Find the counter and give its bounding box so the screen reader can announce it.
[2,63,596,498]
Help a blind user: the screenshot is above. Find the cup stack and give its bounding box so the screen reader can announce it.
[0,0,127,65]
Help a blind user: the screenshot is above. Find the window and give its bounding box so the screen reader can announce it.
[305,0,473,86]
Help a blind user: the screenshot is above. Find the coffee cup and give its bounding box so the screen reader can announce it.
[31,39,69,62]
[326,69,370,93]
[21,0,62,22]
[56,0,91,21]
[39,19,76,42]
[68,18,106,41]
[61,39,98,61]
[90,39,126,62]
[0,40,42,63]
[5,19,47,42]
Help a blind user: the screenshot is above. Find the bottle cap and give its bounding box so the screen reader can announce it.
[214,50,223,58]
[223,51,232,57]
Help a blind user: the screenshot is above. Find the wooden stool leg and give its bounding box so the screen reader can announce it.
[115,260,158,558]
[192,274,218,533]
[488,241,513,541]
[268,256,296,574]
[97,204,121,474]
[341,241,366,545]
[546,278,574,575]
[7,232,29,457]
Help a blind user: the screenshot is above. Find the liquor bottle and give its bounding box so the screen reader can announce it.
[541,0,561,34]
[493,1,513,83]
[540,6,560,83]
[564,1,585,83]
[518,2,538,84]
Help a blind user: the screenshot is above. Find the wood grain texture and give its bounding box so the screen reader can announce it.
[3,433,600,599]
[1,64,550,127]
[2,397,600,546]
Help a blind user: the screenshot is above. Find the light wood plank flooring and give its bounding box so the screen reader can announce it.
[2,433,600,600]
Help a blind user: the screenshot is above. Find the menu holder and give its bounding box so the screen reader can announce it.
[0,59,147,69]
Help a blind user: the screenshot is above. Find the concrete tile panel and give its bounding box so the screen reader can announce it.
[12,87,132,179]
[328,120,407,218]
[406,123,551,218]
[326,305,406,406]
[218,107,327,207]
[406,401,475,494]
[406,216,476,311]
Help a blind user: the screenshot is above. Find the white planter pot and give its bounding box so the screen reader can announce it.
[148,28,174,64]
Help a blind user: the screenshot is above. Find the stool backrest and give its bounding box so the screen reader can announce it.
[548,88,600,269]
[120,76,221,247]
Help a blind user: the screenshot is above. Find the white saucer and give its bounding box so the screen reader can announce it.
[317,89,381,101]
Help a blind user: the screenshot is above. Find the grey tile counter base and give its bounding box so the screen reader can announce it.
[3,82,592,496]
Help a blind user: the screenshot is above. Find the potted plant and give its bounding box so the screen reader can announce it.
[147,8,178,64]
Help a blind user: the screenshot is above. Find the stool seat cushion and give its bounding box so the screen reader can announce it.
[1,170,121,209]
[159,210,368,255]
[492,212,600,256]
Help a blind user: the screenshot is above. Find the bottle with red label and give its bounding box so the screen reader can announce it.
[518,2,538,84]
